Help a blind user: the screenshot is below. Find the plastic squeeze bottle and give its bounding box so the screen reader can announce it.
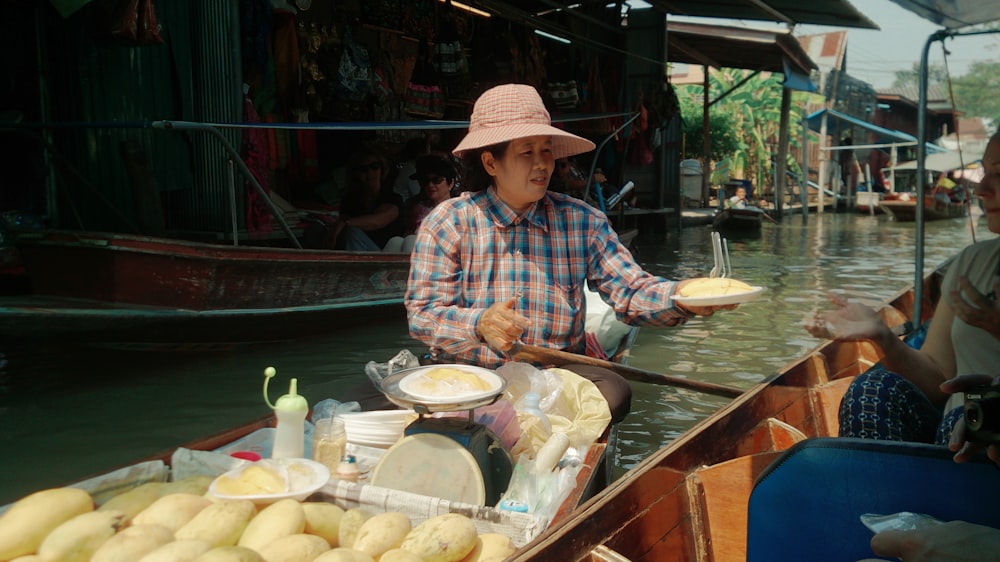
[263,366,308,459]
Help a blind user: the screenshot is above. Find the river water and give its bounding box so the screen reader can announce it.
[0,212,990,505]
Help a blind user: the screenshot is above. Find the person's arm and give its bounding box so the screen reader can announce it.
[805,293,956,405]
[342,202,400,232]
[949,275,1000,342]
[404,204,488,356]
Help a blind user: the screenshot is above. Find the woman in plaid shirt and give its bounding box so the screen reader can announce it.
[406,84,737,422]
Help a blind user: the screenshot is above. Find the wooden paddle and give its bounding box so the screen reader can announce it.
[509,343,744,398]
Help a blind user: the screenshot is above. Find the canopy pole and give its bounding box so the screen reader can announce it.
[775,87,791,219]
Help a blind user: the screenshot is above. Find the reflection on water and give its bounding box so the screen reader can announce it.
[0,213,990,504]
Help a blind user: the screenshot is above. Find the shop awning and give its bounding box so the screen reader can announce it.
[665,21,817,79]
[888,0,1000,30]
[805,108,946,149]
[646,0,878,29]
[890,151,980,173]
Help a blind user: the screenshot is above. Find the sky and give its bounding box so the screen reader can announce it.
[800,0,1000,89]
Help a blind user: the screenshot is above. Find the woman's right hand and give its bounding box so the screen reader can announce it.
[477,298,528,352]
[804,293,888,342]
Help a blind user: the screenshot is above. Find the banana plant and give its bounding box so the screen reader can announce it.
[678,69,809,190]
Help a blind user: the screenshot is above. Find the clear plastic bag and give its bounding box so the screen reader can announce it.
[364,349,422,387]
[861,512,943,534]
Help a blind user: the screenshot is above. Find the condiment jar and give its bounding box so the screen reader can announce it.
[262,366,308,459]
[336,454,360,482]
[312,417,347,473]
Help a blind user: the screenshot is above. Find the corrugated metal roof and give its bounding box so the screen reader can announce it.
[665,21,817,75]
[646,0,878,29]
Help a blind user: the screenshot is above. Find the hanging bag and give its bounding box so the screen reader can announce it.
[335,28,373,102]
[404,41,445,119]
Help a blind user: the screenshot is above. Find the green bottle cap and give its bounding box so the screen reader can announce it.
[263,367,308,412]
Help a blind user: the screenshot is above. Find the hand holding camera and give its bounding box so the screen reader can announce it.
[941,374,1000,467]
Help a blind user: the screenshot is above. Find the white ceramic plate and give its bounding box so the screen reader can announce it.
[397,365,503,404]
[671,286,765,307]
[209,458,329,504]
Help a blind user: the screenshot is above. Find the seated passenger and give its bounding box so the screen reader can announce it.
[331,146,404,251]
[383,154,457,253]
[726,186,749,209]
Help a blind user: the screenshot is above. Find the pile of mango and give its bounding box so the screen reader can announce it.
[0,478,516,562]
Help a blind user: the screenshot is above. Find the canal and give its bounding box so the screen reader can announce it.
[0,212,989,505]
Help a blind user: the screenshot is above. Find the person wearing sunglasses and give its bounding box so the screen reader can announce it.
[331,145,404,251]
[384,154,458,253]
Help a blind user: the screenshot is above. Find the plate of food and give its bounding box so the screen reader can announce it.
[670,277,765,307]
[209,458,329,504]
[396,364,504,404]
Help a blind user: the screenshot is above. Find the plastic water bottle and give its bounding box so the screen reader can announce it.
[522,392,551,437]
[263,366,308,459]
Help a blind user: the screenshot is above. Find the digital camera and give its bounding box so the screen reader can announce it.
[963,385,1000,444]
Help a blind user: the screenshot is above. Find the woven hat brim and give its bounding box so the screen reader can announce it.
[452,123,596,160]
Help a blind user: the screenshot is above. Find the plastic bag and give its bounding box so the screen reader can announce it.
[364,349,421,388]
[497,362,612,455]
[861,512,943,534]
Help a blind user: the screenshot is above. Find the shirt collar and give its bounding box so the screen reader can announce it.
[483,187,550,231]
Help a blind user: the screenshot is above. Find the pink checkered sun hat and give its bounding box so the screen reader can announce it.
[452,84,596,159]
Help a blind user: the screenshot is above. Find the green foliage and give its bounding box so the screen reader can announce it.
[952,60,1000,127]
[892,63,949,89]
[676,69,807,187]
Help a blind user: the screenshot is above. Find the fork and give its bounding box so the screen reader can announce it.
[709,232,731,278]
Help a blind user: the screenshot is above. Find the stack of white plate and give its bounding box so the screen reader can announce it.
[340,410,413,448]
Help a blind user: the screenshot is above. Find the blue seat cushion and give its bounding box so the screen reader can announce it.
[747,437,1000,561]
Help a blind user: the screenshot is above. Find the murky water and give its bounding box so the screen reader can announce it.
[0,212,989,504]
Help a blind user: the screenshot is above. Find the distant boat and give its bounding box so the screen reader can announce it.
[878,193,967,222]
[712,206,764,231]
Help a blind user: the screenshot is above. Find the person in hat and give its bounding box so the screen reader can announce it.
[383,153,458,253]
[404,84,741,422]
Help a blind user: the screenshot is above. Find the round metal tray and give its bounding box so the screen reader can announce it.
[379,366,507,414]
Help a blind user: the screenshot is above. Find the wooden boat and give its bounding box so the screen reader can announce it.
[879,194,966,221]
[712,206,764,231]
[509,263,946,561]
[2,229,411,344]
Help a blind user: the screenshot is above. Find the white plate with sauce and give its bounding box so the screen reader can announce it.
[397,364,503,404]
[671,286,765,307]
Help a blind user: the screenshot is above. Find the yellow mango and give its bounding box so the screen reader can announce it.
[351,512,411,560]
[256,533,329,562]
[99,482,169,522]
[336,509,371,550]
[90,524,175,562]
[237,499,305,552]
[37,510,126,562]
[301,502,344,547]
[0,487,94,560]
[399,514,478,562]
[312,548,375,562]
[136,539,212,562]
[133,493,213,532]
[193,546,264,562]
[175,500,257,548]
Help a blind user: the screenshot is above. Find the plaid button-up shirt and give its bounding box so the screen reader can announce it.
[405,188,690,368]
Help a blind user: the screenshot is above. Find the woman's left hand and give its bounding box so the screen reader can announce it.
[949,276,1000,342]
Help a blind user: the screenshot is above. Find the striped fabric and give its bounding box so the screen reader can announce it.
[405,189,691,369]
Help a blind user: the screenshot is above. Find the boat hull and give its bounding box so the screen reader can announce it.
[512,269,943,561]
[6,230,411,343]
[879,196,966,221]
[712,207,763,231]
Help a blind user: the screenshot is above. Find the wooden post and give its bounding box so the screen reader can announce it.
[702,66,711,207]
[775,87,791,219]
